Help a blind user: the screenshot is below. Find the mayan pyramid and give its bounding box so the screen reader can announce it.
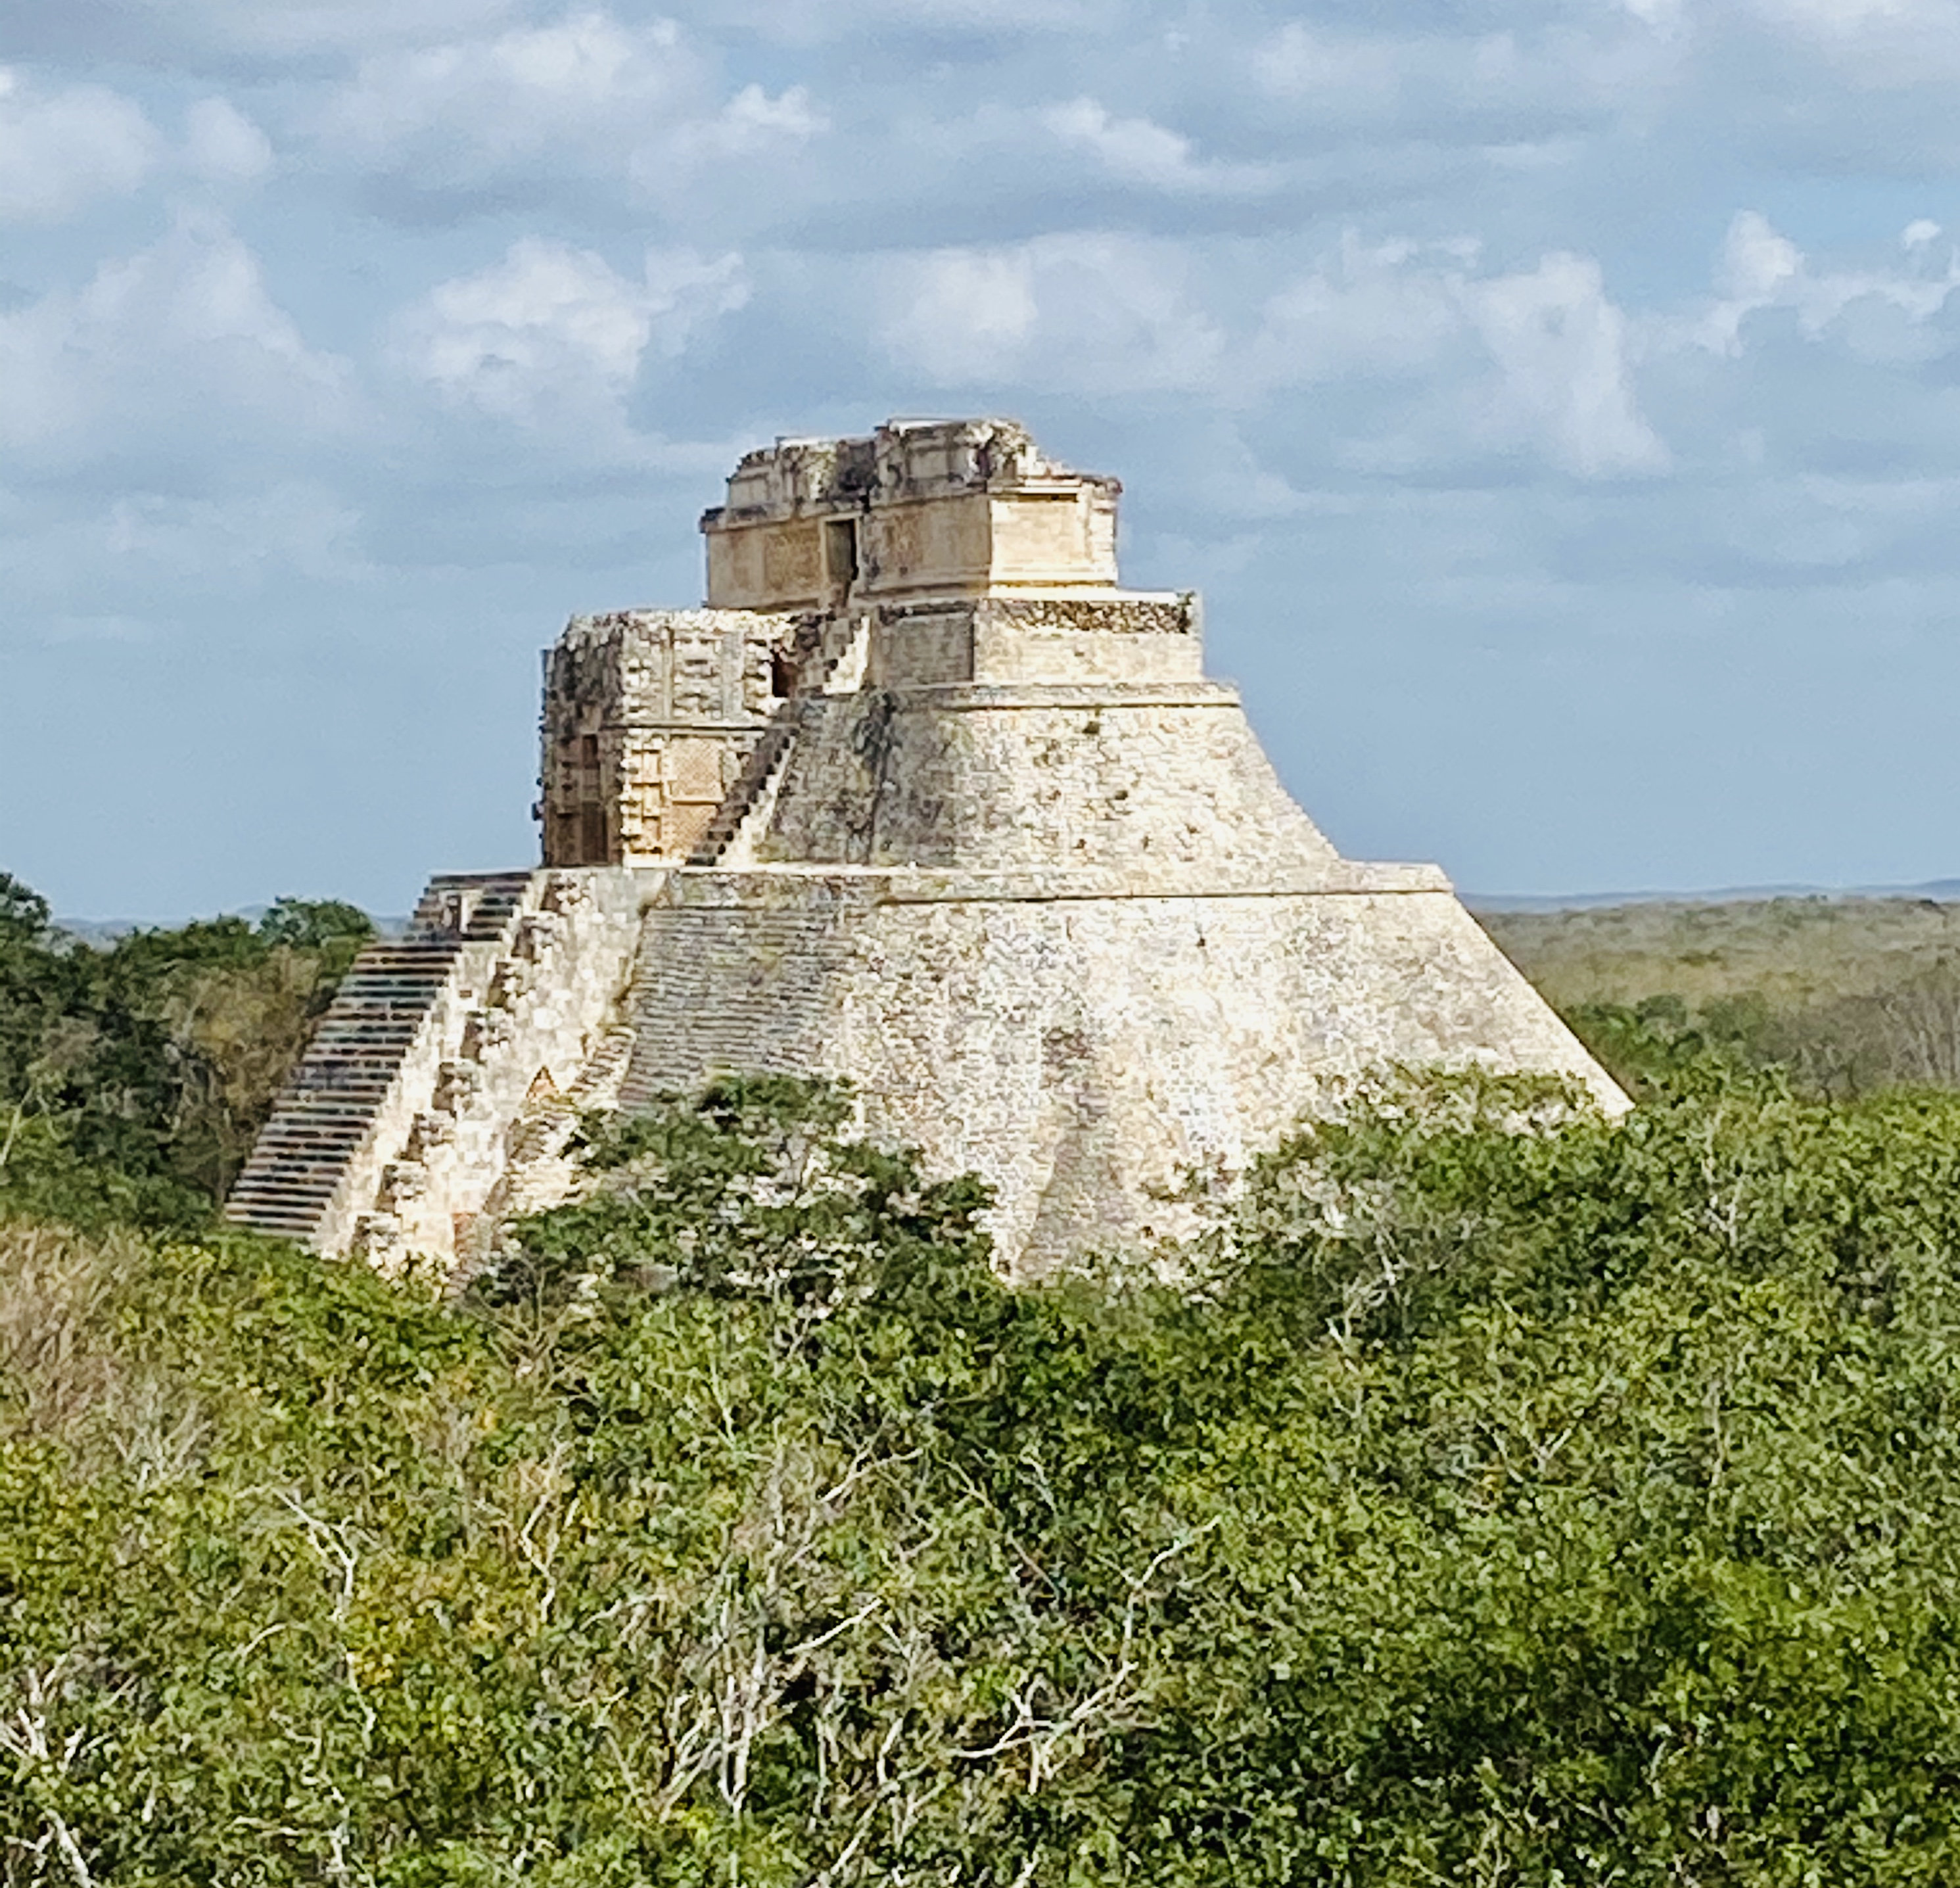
[227,418,1624,1277]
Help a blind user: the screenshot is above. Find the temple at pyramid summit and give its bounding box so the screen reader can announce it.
[226,418,1625,1277]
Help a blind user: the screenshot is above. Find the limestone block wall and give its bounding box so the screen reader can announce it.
[976,488,1119,591]
[617,867,1623,1276]
[701,420,1123,611]
[618,872,886,1103]
[758,686,1342,876]
[833,883,1620,1271]
[874,418,1043,498]
[969,593,1198,686]
[856,494,993,601]
[866,605,977,688]
[704,519,840,614]
[610,730,754,864]
[865,592,1203,691]
[722,434,874,516]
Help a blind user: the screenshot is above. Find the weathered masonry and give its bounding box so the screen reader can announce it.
[229,418,1625,1277]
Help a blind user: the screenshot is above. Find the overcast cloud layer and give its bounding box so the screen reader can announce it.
[6,0,1960,916]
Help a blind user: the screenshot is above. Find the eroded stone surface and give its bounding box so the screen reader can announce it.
[618,872,1621,1272]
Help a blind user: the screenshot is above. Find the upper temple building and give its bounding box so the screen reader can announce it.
[703,420,1121,609]
[536,421,1201,873]
[229,418,1625,1279]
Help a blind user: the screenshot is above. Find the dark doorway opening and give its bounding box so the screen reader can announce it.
[825,517,858,594]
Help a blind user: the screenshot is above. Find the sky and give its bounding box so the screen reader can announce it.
[5,0,1960,920]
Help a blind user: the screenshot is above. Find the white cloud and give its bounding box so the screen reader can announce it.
[1619,0,1685,34]
[106,485,367,581]
[877,234,1223,392]
[1704,471,1959,576]
[622,79,825,195]
[322,11,691,161]
[1040,97,1270,195]
[144,0,530,59]
[1255,21,1411,106]
[1246,235,1666,477]
[687,0,1117,43]
[317,9,822,199]
[1468,254,1669,476]
[1246,235,1472,384]
[1749,0,1948,35]
[876,248,1037,382]
[1715,208,1803,312]
[0,215,352,461]
[183,97,273,182]
[0,68,160,224]
[0,72,273,222]
[709,81,826,153]
[877,227,1664,477]
[1696,209,1960,356]
[32,615,159,646]
[1,485,373,605]
[1251,16,1673,128]
[394,237,747,423]
[1740,0,1960,83]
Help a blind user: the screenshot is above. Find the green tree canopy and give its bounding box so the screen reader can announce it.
[0,874,375,1228]
[7,1064,1960,1883]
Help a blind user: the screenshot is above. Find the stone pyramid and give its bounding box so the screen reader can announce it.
[229,419,1623,1277]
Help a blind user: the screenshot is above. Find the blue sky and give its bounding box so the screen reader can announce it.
[5,0,1960,918]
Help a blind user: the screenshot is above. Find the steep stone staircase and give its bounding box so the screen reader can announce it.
[224,613,880,1262]
[687,611,870,868]
[686,719,799,866]
[224,872,534,1247]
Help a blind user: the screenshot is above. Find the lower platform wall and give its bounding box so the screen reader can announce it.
[619,868,1624,1276]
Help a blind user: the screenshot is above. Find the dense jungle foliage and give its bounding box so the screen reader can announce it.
[9,1052,1960,1883]
[13,871,1960,1880]
[0,872,373,1230]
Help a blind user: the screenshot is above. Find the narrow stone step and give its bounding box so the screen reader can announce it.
[406,872,536,941]
[687,718,799,866]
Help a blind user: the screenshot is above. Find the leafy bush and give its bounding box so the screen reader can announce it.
[9,1066,1960,1881]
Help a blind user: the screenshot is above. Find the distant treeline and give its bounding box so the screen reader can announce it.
[0,872,372,1230]
[1487,895,1960,1097]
